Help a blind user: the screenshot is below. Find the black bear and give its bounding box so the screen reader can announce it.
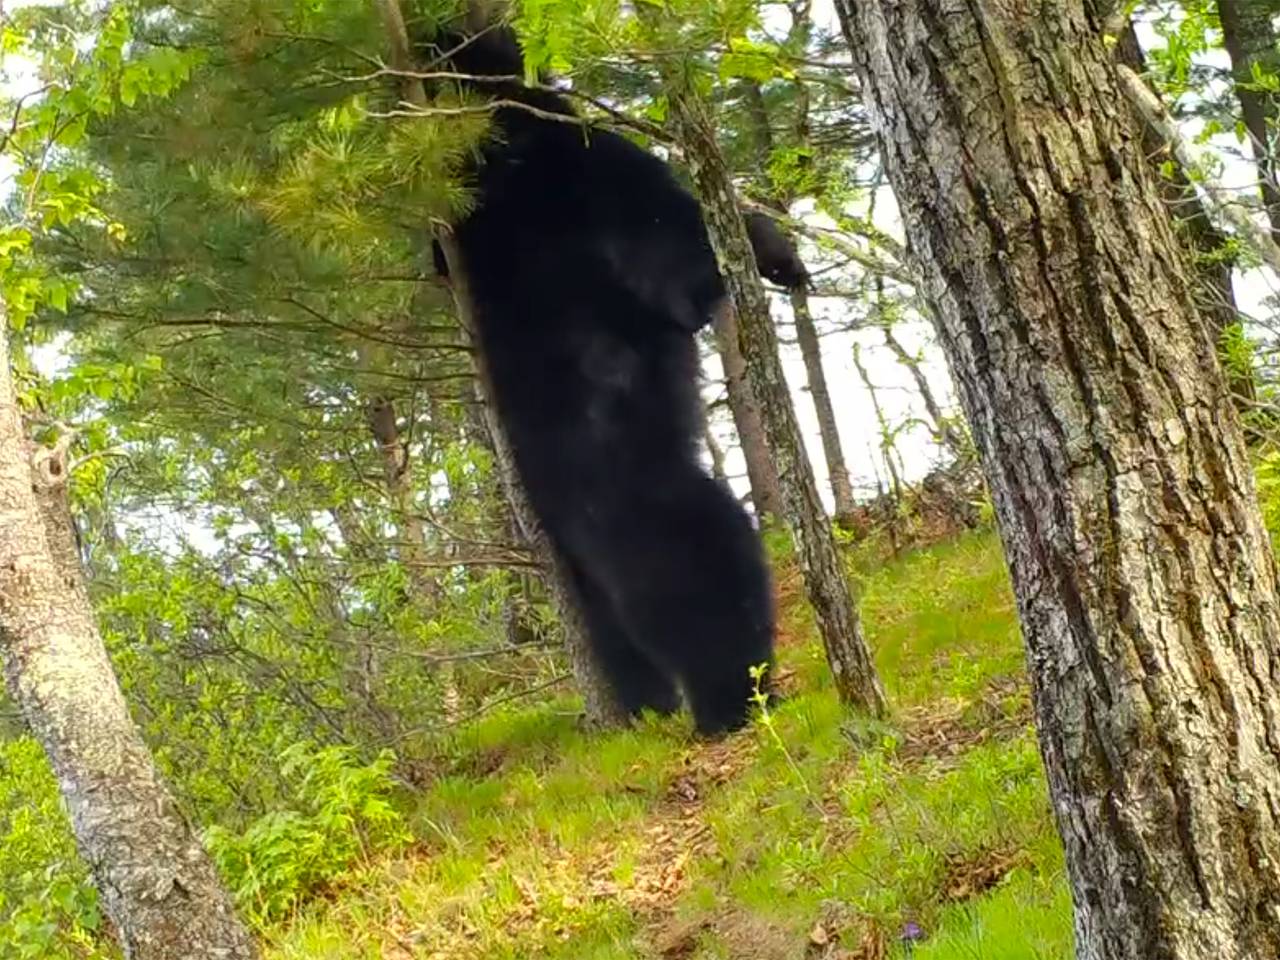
[429,23,775,734]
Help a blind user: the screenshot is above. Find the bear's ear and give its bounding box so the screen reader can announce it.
[427,1,524,80]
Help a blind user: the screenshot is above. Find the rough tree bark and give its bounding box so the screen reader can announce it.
[712,304,786,521]
[0,315,256,958]
[374,0,625,727]
[1218,0,1280,244]
[655,52,886,716]
[1114,24,1253,408]
[839,1,1280,956]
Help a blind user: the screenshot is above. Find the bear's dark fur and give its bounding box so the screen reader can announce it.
[431,25,775,734]
[744,212,810,291]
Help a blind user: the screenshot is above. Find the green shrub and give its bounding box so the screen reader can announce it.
[205,742,408,926]
[0,737,107,960]
[1255,450,1280,550]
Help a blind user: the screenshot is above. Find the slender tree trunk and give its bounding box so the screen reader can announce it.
[712,304,785,521]
[740,76,857,522]
[840,1,1280,956]
[881,324,968,461]
[791,289,859,522]
[372,0,625,724]
[0,327,256,959]
[361,385,441,604]
[457,395,545,648]
[364,392,468,722]
[703,419,728,483]
[656,55,886,716]
[1218,0,1280,244]
[851,342,902,502]
[323,501,404,738]
[459,292,627,727]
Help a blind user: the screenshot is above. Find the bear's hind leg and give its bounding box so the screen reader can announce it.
[605,471,775,737]
[563,558,681,719]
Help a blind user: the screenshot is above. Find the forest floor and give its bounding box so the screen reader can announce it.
[263,532,1073,960]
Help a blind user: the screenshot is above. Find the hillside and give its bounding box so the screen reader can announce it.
[262,533,1071,960]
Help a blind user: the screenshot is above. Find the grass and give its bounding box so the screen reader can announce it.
[263,531,1072,959]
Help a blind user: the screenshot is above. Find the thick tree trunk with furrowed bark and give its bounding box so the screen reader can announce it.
[1113,24,1253,409]
[656,56,886,716]
[839,1,1280,956]
[0,319,256,959]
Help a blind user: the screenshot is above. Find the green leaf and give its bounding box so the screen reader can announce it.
[46,283,68,314]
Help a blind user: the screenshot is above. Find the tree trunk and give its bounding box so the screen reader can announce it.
[840,1,1280,956]
[372,0,615,721]
[881,323,969,462]
[362,390,463,722]
[0,331,256,958]
[437,233,628,729]
[791,289,859,523]
[456,394,546,648]
[703,419,728,483]
[1218,0,1280,244]
[361,379,441,604]
[1114,24,1253,407]
[739,75,856,523]
[657,58,886,717]
[851,341,903,502]
[712,304,786,521]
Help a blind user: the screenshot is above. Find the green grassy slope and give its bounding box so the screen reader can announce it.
[265,532,1073,960]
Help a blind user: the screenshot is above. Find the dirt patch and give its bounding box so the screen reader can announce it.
[626,737,758,912]
[772,563,810,652]
[897,675,1032,768]
[653,901,894,960]
[654,908,797,960]
[941,845,1027,904]
[670,736,758,797]
[450,744,510,779]
[574,731,763,934]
